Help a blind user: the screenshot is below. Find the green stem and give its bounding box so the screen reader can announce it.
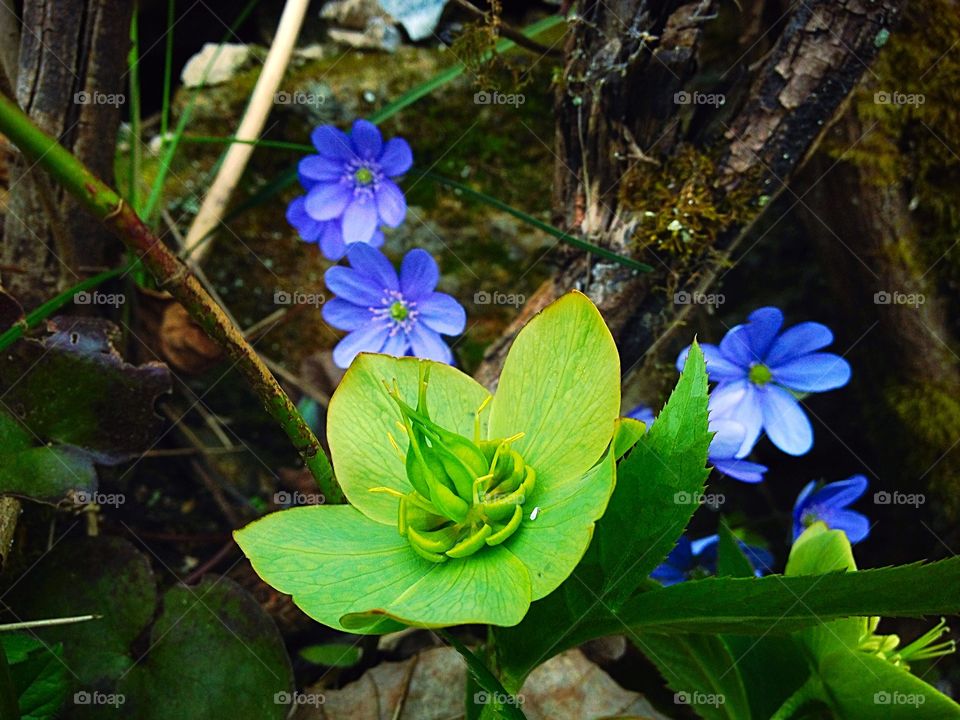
[0,264,129,351]
[0,91,341,502]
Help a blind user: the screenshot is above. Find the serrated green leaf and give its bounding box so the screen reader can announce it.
[594,341,711,608]
[633,634,752,720]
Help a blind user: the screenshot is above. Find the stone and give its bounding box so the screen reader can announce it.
[180,43,252,88]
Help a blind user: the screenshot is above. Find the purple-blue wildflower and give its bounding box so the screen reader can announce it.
[651,534,773,586]
[288,119,412,258]
[792,474,870,544]
[677,307,851,457]
[323,244,466,368]
[627,402,768,483]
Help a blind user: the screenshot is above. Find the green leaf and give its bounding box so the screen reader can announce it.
[2,634,68,720]
[612,417,645,460]
[117,576,293,720]
[612,557,960,635]
[818,651,960,718]
[6,536,156,686]
[440,632,527,720]
[328,355,490,525]
[0,319,171,501]
[235,505,532,630]
[299,643,362,668]
[593,341,710,608]
[717,523,756,579]
[632,634,752,720]
[489,291,620,503]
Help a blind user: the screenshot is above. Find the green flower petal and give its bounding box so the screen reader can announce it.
[504,448,616,599]
[235,505,532,631]
[488,291,620,495]
[328,354,491,525]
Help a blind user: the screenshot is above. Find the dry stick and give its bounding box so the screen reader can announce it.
[182,0,310,262]
[0,91,342,502]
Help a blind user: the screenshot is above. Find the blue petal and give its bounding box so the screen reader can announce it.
[311,125,354,161]
[319,221,345,260]
[368,229,385,249]
[719,324,759,367]
[379,137,413,176]
[299,155,344,183]
[342,197,379,244]
[376,180,407,227]
[304,182,351,220]
[747,307,784,359]
[418,293,466,335]
[809,475,869,509]
[324,266,383,306]
[350,119,382,159]
[708,418,745,459]
[650,563,687,586]
[408,324,453,364]
[286,196,323,241]
[626,405,656,426]
[347,243,399,292]
[381,330,411,357]
[399,249,439,298]
[662,536,694,571]
[710,381,763,458]
[772,353,851,392]
[827,510,871,543]
[759,386,813,456]
[711,458,767,483]
[322,298,371,331]
[743,544,775,575]
[766,322,834,367]
[332,323,390,368]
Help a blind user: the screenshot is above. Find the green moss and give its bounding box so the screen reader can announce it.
[885,381,960,518]
[619,145,760,259]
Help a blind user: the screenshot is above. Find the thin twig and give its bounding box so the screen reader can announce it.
[183,0,311,261]
[451,0,562,57]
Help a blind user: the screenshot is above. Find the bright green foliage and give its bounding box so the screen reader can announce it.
[236,291,621,631]
[1,634,69,720]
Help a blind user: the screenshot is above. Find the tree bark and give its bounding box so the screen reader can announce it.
[2,0,130,308]
[475,0,904,391]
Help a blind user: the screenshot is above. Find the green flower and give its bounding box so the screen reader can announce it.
[235,292,621,631]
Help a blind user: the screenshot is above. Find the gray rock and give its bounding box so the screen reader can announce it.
[180,43,253,88]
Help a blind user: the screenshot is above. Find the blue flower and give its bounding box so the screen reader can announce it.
[677,307,851,457]
[323,244,466,368]
[288,120,412,258]
[651,534,773,586]
[792,474,870,544]
[627,402,768,483]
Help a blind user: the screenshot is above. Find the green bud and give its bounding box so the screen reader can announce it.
[486,505,523,546]
[446,524,492,558]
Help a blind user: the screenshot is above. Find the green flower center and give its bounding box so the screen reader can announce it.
[377,366,534,563]
[389,301,409,321]
[354,167,374,185]
[748,363,773,386]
